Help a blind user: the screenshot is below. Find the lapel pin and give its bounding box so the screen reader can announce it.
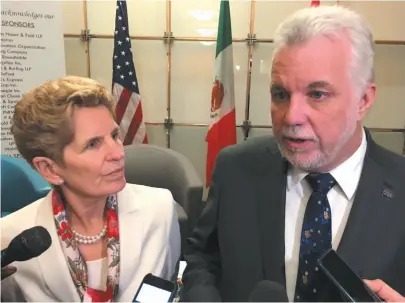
[381,188,393,199]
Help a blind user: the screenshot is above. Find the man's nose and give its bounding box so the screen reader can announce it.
[283,94,308,126]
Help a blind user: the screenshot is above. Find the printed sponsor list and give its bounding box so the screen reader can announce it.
[1,31,44,156]
[0,2,65,157]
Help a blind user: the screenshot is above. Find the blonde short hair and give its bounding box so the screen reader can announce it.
[11,76,116,165]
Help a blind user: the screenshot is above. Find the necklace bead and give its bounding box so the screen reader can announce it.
[71,225,107,245]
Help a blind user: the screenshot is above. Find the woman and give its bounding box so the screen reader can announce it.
[1,76,181,302]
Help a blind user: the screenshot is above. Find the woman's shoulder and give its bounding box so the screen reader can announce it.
[123,183,174,200]
[118,183,176,212]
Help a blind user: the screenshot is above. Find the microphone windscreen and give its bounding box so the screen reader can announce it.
[249,280,289,302]
[8,226,52,262]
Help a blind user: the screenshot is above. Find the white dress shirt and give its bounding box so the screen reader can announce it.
[284,129,367,301]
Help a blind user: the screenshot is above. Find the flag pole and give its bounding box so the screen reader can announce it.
[243,0,256,140]
[165,0,173,148]
[82,0,91,78]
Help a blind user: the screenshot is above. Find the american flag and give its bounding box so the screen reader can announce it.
[112,0,147,145]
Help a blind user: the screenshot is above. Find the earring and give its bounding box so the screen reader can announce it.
[59,179,64,185]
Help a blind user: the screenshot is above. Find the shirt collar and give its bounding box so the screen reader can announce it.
[287,128,367,200]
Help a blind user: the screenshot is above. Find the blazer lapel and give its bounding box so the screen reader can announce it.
[255,143,288,287]
[35,192,80,302]
[336,137,396,276]
[116,185,144,301]
[36,186,144,302]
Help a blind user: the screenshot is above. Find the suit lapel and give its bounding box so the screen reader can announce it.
[255,143,288,286]
[116,185,144,301]
[36,192,80,302]
[336,136,395,276]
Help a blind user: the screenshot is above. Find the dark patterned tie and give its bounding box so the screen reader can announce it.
[294,173,337,302]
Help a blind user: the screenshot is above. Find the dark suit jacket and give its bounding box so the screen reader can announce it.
[182,130,405,302]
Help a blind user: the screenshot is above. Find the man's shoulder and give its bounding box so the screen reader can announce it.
[211,135,281,178]
[219,135,278,159]
[370,141,405,175]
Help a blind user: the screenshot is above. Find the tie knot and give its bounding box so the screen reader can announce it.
[305,173,336,194]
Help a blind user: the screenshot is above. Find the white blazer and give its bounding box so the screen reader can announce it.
[1,183,181,302]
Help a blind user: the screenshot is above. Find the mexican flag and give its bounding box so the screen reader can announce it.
[205,0,236,188]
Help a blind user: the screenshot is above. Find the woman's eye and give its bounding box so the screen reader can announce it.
[86,139,99,150]
[112,132,120,140]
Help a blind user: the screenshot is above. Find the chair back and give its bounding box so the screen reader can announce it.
[1,155,51,217]
[124,144,204,255]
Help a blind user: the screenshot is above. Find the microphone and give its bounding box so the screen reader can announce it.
[1,226,52,268]
[249,280,289,302]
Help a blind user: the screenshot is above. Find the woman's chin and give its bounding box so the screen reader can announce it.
[103,177,127,194]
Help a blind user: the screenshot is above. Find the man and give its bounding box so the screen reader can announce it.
[182,5,405,302]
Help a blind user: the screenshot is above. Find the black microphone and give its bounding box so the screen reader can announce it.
[1,226,52,268]
[249,280,289,302]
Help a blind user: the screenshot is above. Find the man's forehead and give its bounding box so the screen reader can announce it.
[271,59,289,72]
[270,46,350,87]
[270,80,333,89]
[271,34,351,64]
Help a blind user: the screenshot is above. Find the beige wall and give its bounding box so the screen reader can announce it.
[62,0,405,191]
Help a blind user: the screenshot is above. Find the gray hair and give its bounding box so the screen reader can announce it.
[272,5,375,96]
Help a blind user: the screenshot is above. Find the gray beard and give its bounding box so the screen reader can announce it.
[277,116,358,171]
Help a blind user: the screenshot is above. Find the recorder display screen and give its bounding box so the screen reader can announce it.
[135,283,172,302]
